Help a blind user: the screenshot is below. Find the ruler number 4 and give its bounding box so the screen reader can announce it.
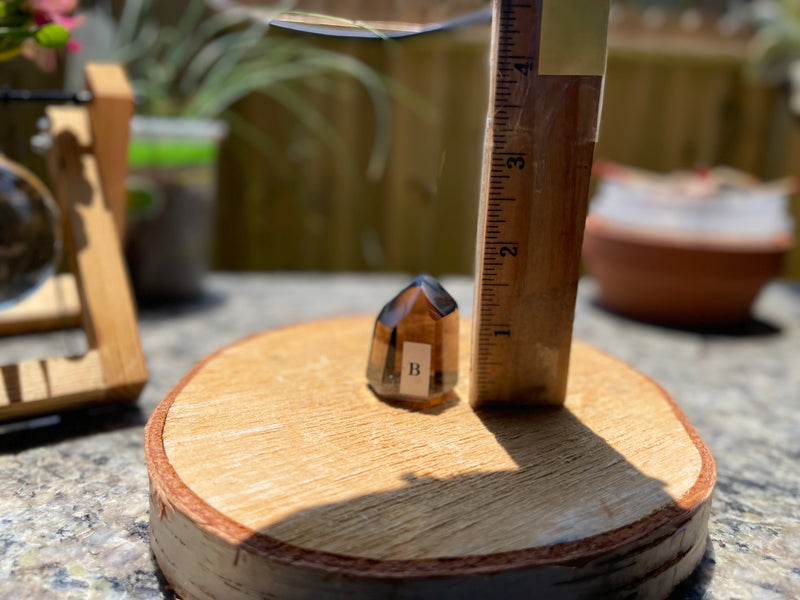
[514,62,534,77]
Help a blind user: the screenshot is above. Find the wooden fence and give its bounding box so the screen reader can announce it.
[214,7,800,278]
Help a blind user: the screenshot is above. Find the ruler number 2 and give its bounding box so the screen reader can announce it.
[499,246,518,258]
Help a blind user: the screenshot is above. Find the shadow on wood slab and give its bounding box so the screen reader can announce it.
[242,406,705,598]
[257,406,671,558]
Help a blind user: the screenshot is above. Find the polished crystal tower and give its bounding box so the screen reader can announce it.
[367,275,458,403]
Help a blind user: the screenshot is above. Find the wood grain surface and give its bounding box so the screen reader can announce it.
[146,316,715,600]
[0,273,81,337]
[0,350,107,420]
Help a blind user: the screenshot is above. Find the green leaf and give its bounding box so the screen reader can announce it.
[33,24,69,49]
[0,43,22,61]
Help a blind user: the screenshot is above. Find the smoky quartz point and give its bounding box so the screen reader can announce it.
[367,275,458,403]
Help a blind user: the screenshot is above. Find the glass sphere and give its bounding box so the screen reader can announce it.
[0,155,61,309]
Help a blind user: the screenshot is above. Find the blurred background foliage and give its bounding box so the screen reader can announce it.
[619,0,739,10]
[1,0,798,279]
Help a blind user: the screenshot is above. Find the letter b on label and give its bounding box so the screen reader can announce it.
[400,342,431,397]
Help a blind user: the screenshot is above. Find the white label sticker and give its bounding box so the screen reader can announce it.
[399,342,432,398]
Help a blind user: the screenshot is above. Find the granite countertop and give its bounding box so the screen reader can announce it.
[1,273,798,599]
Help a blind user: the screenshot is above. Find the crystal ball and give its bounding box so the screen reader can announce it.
[0,156,61,309]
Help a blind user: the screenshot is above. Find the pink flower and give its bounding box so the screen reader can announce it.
[32,12,84,28]
[27,0,79,13]
[29,0,83,30]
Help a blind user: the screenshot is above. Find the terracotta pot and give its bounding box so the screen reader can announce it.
[582,215,793,325]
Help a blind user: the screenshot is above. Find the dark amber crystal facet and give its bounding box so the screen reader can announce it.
[367,275,458,402]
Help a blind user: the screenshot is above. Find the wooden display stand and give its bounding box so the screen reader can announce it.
[146,317,715,599]
[0,64,147,421]
[146,2,715,597]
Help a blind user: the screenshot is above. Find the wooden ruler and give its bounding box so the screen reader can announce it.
[471,0,610,407]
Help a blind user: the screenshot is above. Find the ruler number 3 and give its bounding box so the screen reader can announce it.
[506,156,525,169]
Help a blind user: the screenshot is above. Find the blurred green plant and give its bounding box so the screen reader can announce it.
[746,0,800,114]
[747,0,800,80]
[113,0,392,178]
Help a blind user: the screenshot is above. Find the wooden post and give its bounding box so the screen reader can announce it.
[471,0,609,407]
[85,63,134,240]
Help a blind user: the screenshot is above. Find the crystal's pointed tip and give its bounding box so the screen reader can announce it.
[376,275,457,327]
[411,273,436,287]
[414,273,457,317]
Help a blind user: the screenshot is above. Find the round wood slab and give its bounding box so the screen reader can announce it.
[145,316,715,600]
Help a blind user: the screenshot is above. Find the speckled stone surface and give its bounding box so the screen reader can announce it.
[0,274,798,599]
